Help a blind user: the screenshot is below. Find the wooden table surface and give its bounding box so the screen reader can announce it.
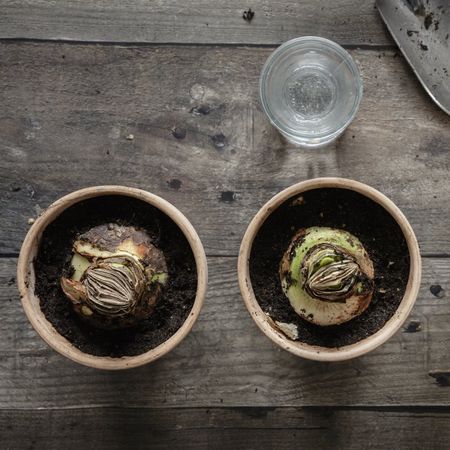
[1,1,450,448]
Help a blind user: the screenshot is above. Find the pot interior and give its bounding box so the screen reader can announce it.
[249,187,410,348]
[32,194,198,358]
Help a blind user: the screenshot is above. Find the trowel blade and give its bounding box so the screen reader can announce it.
[377,0,450,115]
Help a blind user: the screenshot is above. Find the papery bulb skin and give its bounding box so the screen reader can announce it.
[60,223,168,330]
[280,227,374,326]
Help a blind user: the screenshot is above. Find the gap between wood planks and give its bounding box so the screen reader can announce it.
[0,37,396,51]
[1,405,450,413]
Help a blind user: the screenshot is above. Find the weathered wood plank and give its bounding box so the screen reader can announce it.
[0,0,392,46]
[1,256,449,408]
[2,406,450,450]
[1,43,449,257]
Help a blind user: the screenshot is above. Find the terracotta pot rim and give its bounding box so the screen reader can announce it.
[237,177,422,362]
[17,185,208,370]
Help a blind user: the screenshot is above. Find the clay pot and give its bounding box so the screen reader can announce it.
[238,178,421,361]
[17,186,208,370]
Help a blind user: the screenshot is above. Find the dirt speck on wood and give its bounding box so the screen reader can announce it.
[429,370,450,387]
[220,191,236,203]
[404,320,422,333]
[430,284,445,298]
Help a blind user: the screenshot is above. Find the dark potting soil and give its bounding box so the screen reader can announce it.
[249,188,410,348]
[34,195,197,357]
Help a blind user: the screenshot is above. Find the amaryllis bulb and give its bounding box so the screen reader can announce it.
[60,223,168,329]
[279,227,374,326]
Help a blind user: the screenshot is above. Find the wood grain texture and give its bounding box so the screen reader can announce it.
[1,256,449,408]
[0,0,393,45]
[1,43,449,257]
[2,406,450,450]
[0,6,449,446]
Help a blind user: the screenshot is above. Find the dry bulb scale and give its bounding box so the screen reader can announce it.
[61,223,168,330]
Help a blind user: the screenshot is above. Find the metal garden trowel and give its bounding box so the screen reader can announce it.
[377,0,450,115]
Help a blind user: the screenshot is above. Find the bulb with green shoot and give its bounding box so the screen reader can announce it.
[280,227,374,326]
[60,223,168,330]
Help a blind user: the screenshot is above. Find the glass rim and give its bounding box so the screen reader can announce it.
[259,36,363,141]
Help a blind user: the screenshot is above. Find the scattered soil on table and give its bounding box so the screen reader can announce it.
[220,191,236,203]
[249,188,410,348]
[404,320,422,333]
[34,195,197,357]
[242,8,255,22]
[424,12,433,30]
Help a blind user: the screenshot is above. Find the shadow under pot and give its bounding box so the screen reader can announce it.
[17,186,208,370]
[238,178,421,361]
